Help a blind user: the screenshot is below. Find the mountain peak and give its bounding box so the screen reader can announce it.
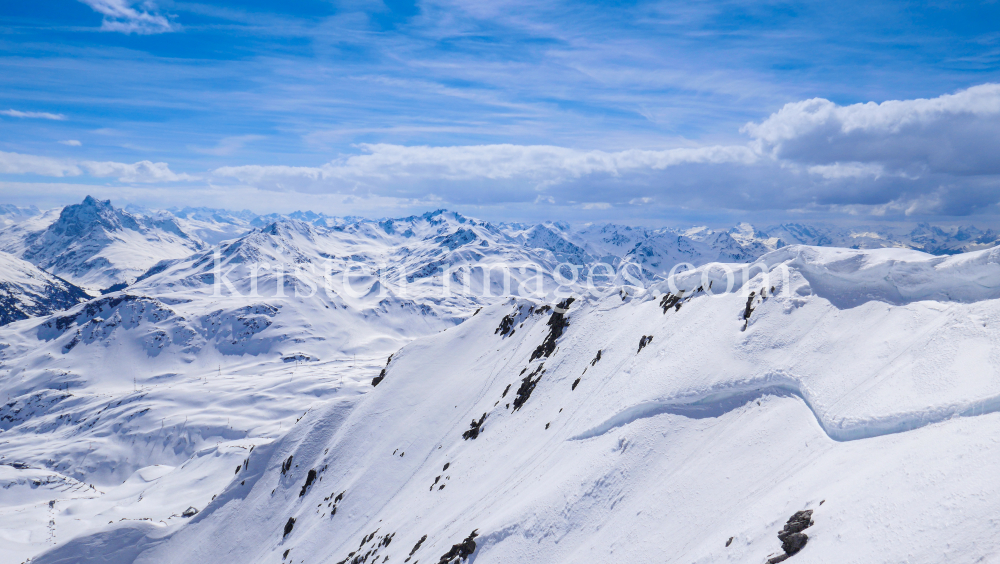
[49,195,131,238]
[18,196,202,288]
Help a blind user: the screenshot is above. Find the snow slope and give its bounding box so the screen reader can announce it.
[16,197,203,290]
[0,251,89,326]
[0,211,617,562]
[22,244,1000,564]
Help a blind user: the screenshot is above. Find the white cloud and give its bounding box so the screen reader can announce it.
[1,109,66,120]
[745,84,1000,144]
[806,162,887,180]
[10,84,1000,218]
[81,160,195,183]
[0,150,192,183]
[743,83,1000,176]
[0,151,80,177]
[60,140,83,147]
[78,0,175,34]
[214,142,756,191]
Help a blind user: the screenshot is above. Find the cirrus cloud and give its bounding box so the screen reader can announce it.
[78,0,175,34]
[1,109,66,120]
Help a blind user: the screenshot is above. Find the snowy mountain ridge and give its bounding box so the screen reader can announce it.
[7,197,204,290]
[4,198,1000,563]
[0,252,90,326]
[13,244,1000,564]
[4,196,1000,298]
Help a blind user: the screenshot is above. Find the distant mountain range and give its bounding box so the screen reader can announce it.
[2,196,997,293]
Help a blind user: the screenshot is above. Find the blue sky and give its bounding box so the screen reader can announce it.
[2,0,1000,224]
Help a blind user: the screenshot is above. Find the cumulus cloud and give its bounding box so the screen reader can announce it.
[1,109,66,120]
[0,151,192,183]
[78,0,175,34]
[743,83,1000,176]
[732,83,1000,215]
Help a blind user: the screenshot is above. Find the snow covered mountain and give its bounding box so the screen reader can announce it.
[0,252,89,326]
[0,204,42,229]
[0,210,621,562]
[163,207,260,246]
[766,222,1000,255]
[14,197,205,290]
[5,195,1000,296]
[5,197,1000,564]
[14,244,1000,564]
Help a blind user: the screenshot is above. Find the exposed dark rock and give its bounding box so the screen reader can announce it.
[443,463,450,471]
[637,335,653,353]
[462,413,487,440]
[437,530,478,563]
[659,291,684,313]
[281,455,293,475]
[767,509,814,562]
[590,350,602,365]
[181,506,198,517]
[741,291,757,331]
[572,377,581,390]
[778,510,813,555]
[781,532,809,555]
[373,355,393,386]
[495,312,516,336]
[299,469,317,496]
[283,517,295,537]
[409,534,427,557]
[283,548,290,559]
[512,364,544,411]
[529,297,574,361]
[726,536,733,547]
